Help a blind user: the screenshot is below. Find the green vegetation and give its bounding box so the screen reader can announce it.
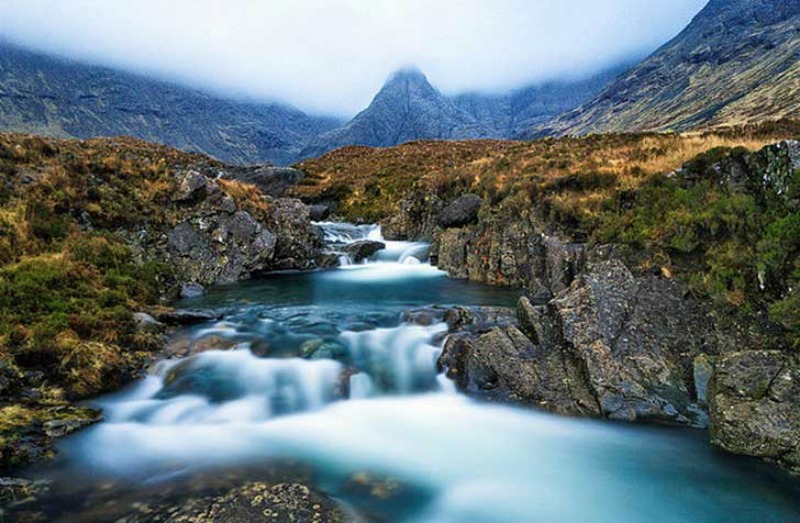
[596,148,799,339]
[0,134,244,472]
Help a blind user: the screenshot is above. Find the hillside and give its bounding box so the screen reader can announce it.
[0,41,341,165]
[302,67,618,159]
[545,0,800,135]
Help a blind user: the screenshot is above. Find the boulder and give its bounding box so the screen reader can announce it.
[309,204,331,222]
[343,240,386,262]
[180,282,206,299]
[708,351,800,474]
[157,309,222,326]
[173,170,209,203]
[299,339,348,361]
[133,312,165,334]
[436,194,482,228]
[551,259,710,426]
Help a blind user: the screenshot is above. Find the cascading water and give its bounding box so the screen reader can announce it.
[25,223,800,522]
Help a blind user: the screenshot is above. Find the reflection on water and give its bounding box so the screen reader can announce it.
[20,224,800,522]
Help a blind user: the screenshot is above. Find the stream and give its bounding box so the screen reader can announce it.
[19,223,800,522]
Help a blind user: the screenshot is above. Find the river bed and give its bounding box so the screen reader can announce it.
[17,224,800,522]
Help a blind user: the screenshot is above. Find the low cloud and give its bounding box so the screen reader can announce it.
[0,0,708,116]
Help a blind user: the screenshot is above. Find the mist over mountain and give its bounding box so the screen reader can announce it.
[546,0,800,134]
[0,40,341,165]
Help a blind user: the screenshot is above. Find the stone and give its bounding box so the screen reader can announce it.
[180,282,206,299]
[309,204,331,222]
[117,481,350,522]
[299,339,348,361]
[157,309,222,326]
[173,170,209,203]
[133,312,165,334]
[436,194,482,228]
[343,240,386,262]
[708,351,800,474]
[43,417,100,439]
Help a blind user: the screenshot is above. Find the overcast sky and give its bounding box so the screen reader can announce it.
[0,0,708,116]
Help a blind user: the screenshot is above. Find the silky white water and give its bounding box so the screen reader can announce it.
[35,223,800,522]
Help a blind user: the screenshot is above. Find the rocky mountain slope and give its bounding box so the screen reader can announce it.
[300,69,495,159]
[0,41,341,166]
[546,0,800,135]
[0,41,621,166]
[454,66,624,138]
[302,68,617,159]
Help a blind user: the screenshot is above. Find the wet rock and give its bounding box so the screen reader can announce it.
[442,305,516,334]
[120,481,351,523]
[0,477,50,506]
[436,194,482,228]
[551,259,710,426]
[309,204,331,222]
[401,307,446,326]
[343,240,386,262]
[708,351,800,474]
[180,282,206,299]
[270,199,325,270]
[157,309,222,326]
[441,325,599,415]
[42,417,99,439]
[300,339,348,361]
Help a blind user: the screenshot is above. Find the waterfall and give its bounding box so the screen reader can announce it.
[315,221,431,266]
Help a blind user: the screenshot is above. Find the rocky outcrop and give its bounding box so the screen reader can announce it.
[440,254,720,427]
[708,351,800,473]
[436,194,482,228]
[129,170,324,288]
[436,216,586,296]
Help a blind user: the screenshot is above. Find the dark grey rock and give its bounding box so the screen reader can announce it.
[708,351,800,473]
[173,170,208,203]
[437,194,482,228]
[157,309,222,326]
[343,240,386,262]
[309,204,331,221]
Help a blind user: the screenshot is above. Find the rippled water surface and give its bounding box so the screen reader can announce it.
[23,224,800,522]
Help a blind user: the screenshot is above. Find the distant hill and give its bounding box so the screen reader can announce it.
[302,67,617,159]
[545,0,800,135]
[300,69,494,159]
[0,40,341,165]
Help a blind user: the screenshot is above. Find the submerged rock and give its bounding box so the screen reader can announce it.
[118,481,351,523]
[343,240,386,262]
[300,339,348,361]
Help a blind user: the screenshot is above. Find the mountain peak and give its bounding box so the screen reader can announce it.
[384,67,430,86]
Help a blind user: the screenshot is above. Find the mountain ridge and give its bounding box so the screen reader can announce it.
[544,0,800,135]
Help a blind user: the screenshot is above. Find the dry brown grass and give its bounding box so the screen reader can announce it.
[293,124,799,224]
